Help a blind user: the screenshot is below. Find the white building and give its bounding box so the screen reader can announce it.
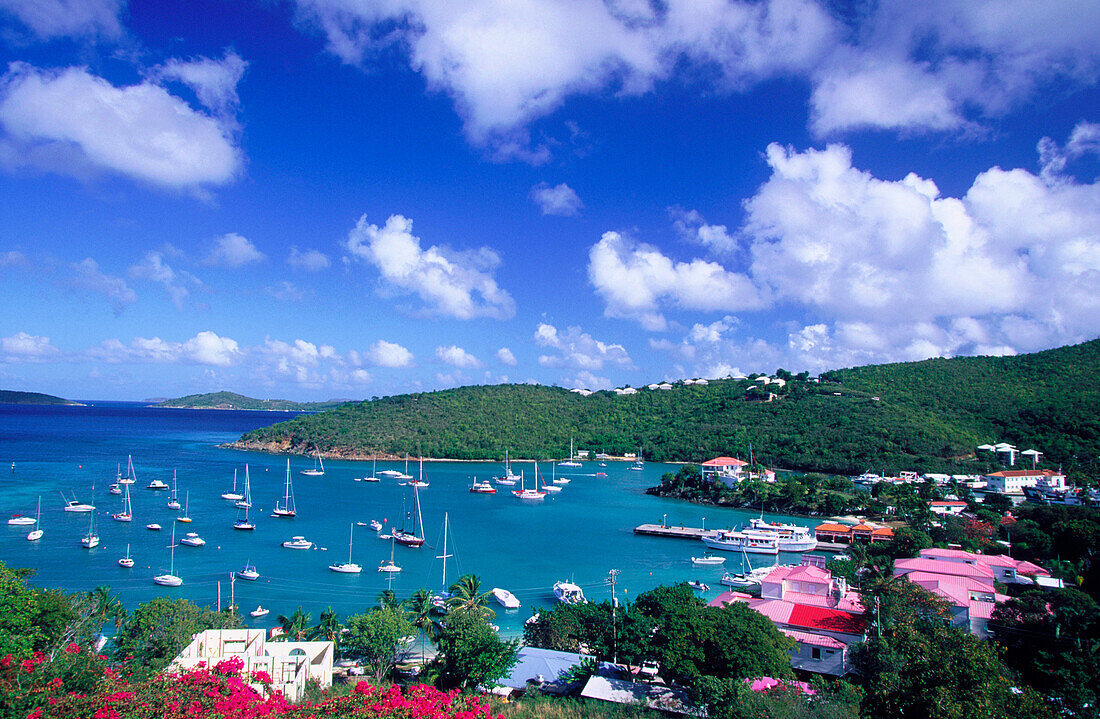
[929,500,968,516]
[983,469,1066,495]
[168,629,334,701]
[612,387,637,396]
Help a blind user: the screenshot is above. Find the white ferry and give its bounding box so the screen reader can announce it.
[700,530,779,555]
[746,518,819,552]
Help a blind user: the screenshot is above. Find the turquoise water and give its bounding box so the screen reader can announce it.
[0,402,816,636]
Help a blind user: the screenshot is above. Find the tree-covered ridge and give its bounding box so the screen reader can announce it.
[156,391,346,412]
[233,339,1100,477]
[0,390,80,405]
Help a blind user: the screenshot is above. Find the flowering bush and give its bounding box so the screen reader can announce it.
[1,647,501,719]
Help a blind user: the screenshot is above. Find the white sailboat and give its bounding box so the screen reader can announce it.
[329,523,362,573]
[301,450,325,476]
[364,455,380,482]
[395,453,412,480]
[177,491,192,523]
[112,481,132,522]
[233,499,254,531]
[432,512,454,609]
[221,468,244,501]
[167,470,181,510]
[109,464,123,494]
[26,497,43,541]
[80,509,99,548]
[378,536,401,573]
[118,543,134,568]
[512,462,546,500]
[542,463,562,493]
[495,449,519,485]
[119,455,136,484]
[552,462,570,485]
[408,456,429,487]
[235,466,252,508]
[154,525,183,586]
[393,486,425,547]
[272,458,296,517]
[558,438,582,467]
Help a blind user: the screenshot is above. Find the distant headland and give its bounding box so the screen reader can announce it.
[154,390,347,412]
[0,389,84,406]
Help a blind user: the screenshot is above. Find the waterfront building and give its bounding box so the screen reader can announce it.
[814,520,894,544]
[983,468,1066,495]
[700,456,776,485]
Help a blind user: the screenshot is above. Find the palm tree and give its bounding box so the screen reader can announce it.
[276,607,312,641]
[404,588,439,662]
[310,606,341,644]
[446,574,495,619]
[378,589,399,609]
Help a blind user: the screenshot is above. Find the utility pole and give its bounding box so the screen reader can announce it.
[608,569,620,664]
[217,581,221,612]
[229,572,236,616]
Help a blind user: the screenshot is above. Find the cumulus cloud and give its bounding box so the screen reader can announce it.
[531,182,583,216]
[0,0,123,40]
[204,232,265,267]
[564,369,612,391]
[0,63,242,191]
[534,323,632,370]
[366,339,414,368]
[0,331,60,361]
[588,231,764,331]
[344,213,515,320]
[287,246,331,271]
[88,330,240,366]
[70,257,136,315]
[496,347,517,366]
[436,345,481,368]
[670,207,737,256]
[128,251,199,310]
[148,51,248,117]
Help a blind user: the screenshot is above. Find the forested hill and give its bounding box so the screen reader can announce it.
[156,391,346,412]
[230,339,1100,477]
[0,390,81,405]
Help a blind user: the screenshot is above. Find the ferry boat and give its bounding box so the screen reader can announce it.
[701,530,779,555]
[746,518,819,552]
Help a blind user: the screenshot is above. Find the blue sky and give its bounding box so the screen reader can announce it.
[0,0,1098,401]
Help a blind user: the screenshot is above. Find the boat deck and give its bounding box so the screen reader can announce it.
[633,524,847,552]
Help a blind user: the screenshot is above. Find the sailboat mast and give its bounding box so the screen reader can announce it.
[348,523,354,565]
[414,485,424,539]
[438,512,452,593]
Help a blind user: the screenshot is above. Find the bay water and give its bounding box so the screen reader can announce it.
[0,402,815,636]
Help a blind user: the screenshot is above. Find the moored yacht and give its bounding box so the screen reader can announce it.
[282,535,312,550]
[492,587,520,609]
[701,530,779,555]
[553,581,586,604]
[746,517,818,552]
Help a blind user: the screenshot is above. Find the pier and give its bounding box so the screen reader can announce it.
[633,523,848,553]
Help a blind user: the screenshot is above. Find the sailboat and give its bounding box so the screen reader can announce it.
[119,455,136,484]
[221,468,244,501]
[272,459,296,517]
[176,491,192,523]
[408,457,429,488]
[233,500,254,531]
[558,438,582,467]
[542,463,562,493]
[395,453,413,480]
[364,455,380,482]
[495,449,519,485]
[512,462,547,500]
[393,486,425,547]
[378,536,401,573]
[118,544,134,568]
[432,512,454,609]
[329,523,362,573]
[167,470,181,510]
[80,509,99,548]
[235,466,252,509]
[112,481,133,522]
[26,496,43,541]
[154,525,183,586]
[109,464,122,494]
[300,449,324,476]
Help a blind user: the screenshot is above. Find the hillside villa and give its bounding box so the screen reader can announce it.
[700,456,777,484]
[983,469,1067,495]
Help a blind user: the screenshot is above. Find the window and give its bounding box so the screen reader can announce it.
[811,648,821,660]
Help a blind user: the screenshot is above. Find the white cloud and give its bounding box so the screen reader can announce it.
[534,323,632,370]
[1039,120,1100,182]
[0,0,123,40]
[366,339,414,368]
[87,331,240,366]
[148,51,248,117]
[205,232,265,267]
[436,345,481,368]
[0,63,242,191]
[71,257,136,315]
[0,331,59,361]
[183,331,241,366]
[564,370,612,391]
[287,246,331,271]
[670,207,737,255]
[128,251,199,310]
[265,281,306,301]
[0,250,28,267]
[588,231,764,331]
[496,347,517,366]
[344,213,515,320]
[531,182,583,216]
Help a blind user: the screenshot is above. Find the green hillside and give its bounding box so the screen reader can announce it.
[0,390,80,405]
[231,339,1100,478]
[157,391,346,412]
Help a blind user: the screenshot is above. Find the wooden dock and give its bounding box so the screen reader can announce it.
[633,524,848,553]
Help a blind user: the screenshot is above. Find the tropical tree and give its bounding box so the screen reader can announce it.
[276,607,312,641]
[114,597,241,671]
[310,606,340,644]
[434,608,518,691]
[378,589,399,609]
[342,606,414,681]
[446,574,495,619]
[405,588,440,662]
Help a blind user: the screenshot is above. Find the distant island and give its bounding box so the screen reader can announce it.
[0,390,83,406]
[227,339,1100,479]
[156,391,348,412]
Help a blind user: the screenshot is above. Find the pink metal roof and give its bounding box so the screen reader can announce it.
[968,600,996,620]
[782,590,865,614]
[895,557,994,580]
[702,456,748,467]
[779,628,847,649]
[746,598,795,624]
[707,591,752,608]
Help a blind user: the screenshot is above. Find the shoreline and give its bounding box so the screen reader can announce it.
[220,440,665,464]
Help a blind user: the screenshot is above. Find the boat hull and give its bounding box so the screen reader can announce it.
[701,533,779,555]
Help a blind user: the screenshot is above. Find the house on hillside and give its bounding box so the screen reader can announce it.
[929,500,968,516]
[700,456,776,486]
[983,469,1066,495]
[612,387,637,396]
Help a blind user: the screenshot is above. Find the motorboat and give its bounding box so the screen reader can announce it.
[746,518,819,552]
[7,513,35,526]
[118,544,134,568]
[688,580,710,592]
[146,523,162,531]
[147,477,168,490]
[238,564,260,581]
[61,492,95,512]
[179,532,205,547]
[492,587,520,609]
[282,536,313,550]
[109,483,122,495]
[379,469,401,477]
[691,553,726,566]
[154,526,182,587]
[369,519,382,531]
[329,523,363,573]
[470,479,496,493]
[250,606,269,618]
[701,530,779,555]
[553,581,586,604]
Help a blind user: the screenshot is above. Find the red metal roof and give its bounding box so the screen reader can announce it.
[701,456,748,467]
[786,605,866,635]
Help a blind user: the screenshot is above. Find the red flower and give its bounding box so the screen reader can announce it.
[1,654,12,668]
[65,643,80,654]
[21,659,36,673]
